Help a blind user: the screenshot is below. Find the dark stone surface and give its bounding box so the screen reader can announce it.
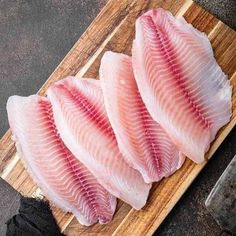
[0,0,235,235]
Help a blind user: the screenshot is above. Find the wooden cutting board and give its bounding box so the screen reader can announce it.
[0,0,236,235]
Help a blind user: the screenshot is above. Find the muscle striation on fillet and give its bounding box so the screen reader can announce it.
[47,77,151,209]
[100,51,184,183]
[7,95,116,226]
[132,9,232,163]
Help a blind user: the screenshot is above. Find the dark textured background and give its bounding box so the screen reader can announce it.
[0,0,235,235]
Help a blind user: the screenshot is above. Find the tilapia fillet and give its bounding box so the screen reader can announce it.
[132,9,232,163]
[7,95,116,226]
[100,51,184,183]
[47,77,151,209]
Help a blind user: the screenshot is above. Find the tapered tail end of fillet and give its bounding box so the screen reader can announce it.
[73,212,97,226]
[131,183,152,210]
[177,152,186,169]
[168,152,186,175]
[97,194,117,225]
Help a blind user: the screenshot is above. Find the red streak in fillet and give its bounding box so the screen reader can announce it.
[57,83,115,138]
[38,99,108,219]
[145,16,212,129]
[135,94,162,175]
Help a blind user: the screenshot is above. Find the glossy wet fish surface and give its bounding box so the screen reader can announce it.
[7,95,116,226]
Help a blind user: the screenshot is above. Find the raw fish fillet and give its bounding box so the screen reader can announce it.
[132,9,232,163]
[47,77,151,209]
[7,95,116,226]
[100,51,184,183]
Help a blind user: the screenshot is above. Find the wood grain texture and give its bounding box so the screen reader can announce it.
[0,0,235,235]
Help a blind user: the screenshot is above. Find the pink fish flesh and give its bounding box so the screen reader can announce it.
[7,95,116,225]
[132,9,232,163]
[47,77,151,209]
[100,51,185,183]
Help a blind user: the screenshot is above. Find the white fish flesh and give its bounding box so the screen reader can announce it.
[7,95,116,226]
[100,51,184,183]
[132,9,232,163]
[47,77,151,209]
